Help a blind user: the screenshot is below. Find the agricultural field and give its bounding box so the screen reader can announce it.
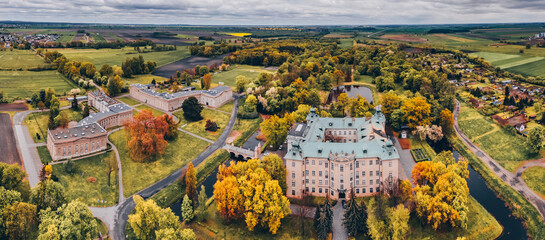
[521,166,545,198]
[56,32,77,43]
[224,32,252,37]
[0,113,21,165]
[108,130,210,197]
[53,151,119,207]
[174,107,231,141]
[0,70,79,98]
[380,34,426,42]
[211,65,275,87]
[470,51,545,77]
[0,49,48,70]
[54,46,190,68]
[457,102,540,172]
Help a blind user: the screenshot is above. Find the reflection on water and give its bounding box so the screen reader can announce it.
[326,85,374,104]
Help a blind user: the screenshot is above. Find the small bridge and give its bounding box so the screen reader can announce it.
[223,144,263,160]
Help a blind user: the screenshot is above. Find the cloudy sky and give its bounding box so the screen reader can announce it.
[1,0,545,25]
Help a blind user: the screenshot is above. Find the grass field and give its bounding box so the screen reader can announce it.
[55,46,190,68]
[505,59,545,77]
[116,96,140,106]
[211,65,275,87]
[37,146,53,164]
[521,166,545,198]
[0,50,48,70]
[56,32,76,43]
[174,108,231,141]
[407,197,502,240]
[0,71,79,98]
[25,108,83,143]
[469,51,545,77]
[150,149,229,207]
[190,201,316,240]
[457,101,540,172]
[134,104,165,116]
[109,130,210,197]
[339,38,354,48]
[232,117,263,147]
[216,100,234,113]
[52,151,119,207]
[123,74,167,85]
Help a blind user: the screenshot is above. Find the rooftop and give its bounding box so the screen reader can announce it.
[131,84,231,100]
[77,102,131,126]
[48,122,106,142]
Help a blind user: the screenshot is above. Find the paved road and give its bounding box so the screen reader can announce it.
[111,97,240,240]
[453,100,545,221]
[392,137,416,180]
[331,202,348,240]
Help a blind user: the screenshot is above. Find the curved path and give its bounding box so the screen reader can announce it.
[109,97,240,240]
[453,100,545,221]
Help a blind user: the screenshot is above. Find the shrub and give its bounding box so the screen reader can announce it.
[205,119,219,132]
[87,177,96,183]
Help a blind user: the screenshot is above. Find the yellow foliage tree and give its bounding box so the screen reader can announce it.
[401,96,431,129]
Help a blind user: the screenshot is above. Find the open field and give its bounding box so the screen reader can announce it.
[54,46,190,68]
[211,65,275,87]
[153,54,226,78]
[521,166,545,199]
[457,101,539,172]
[232,117,262,147]
[52,151,119,206]
[190,201,316,240]
[224,32,252,37]
[407,197,502,240]
[109,130,210,197]
[174,108,231,141]
[56,32,76,43]
[470,51,545,77]
[215,100,234,113]
[25,108,83,143]
[0,113,21,165]
[0,49,48,70]
[116,96,140,106]
[0,71,78,98]
[134,104,165,116]
[37,146,53,164]
[506,59,545,77]
[380,34,426,42]
[432,34,475,42]
[123,74,167,85]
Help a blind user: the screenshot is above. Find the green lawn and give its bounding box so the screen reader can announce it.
[0,71,79,98]
[55,46,190,68]
[522,166,545,198]
[25,108,83,143]
[506,59,545,77]
[407,197,502,240]
[52,151,119,207]
[56,32,76,43]
[470,51,520,63]
[117,96,140,106]
[216,100,234,113]
[174,108,231,141]
[457,102,540,172]
[232,117,263,147]
[123,74,167,85]
[190,201,316,240]
[150,149,229,207]
[134,105,165,116]
[0,49,48,70]
[211,65,275,87]
[339,38,354,48]
[37,146,53,164]
[109,130,210,197]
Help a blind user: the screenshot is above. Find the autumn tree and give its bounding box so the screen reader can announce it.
[213,175,244,222]
[124,109,169,162]
[182,97,203,121]
[162,114,179,140]
[185,162,197,206]
[333,69,345,86]
[401,96,431,129]
[261,154,287,194]
[201,73,211,90]
[367,196,392,240]
[349,95,373,117]
[235,75,249,92]
[2,202,38,240]
[390,204,410,240]
[439,108,454,136]
[380,90,401,120]
[38,201,98,240]
[293,104,311,122]
[181,195,194,222]
[260,113,294,149]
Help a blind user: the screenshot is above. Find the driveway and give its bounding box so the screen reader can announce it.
[331,201,348,240]
[393,137,416,180]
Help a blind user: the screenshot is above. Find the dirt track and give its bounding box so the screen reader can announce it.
[0,103,29,111]
[0,113,21,165]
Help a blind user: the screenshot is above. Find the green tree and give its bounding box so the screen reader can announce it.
[107,75,124,97]
[244,95,258,113]
[367,196,391,240]
[155,228,196,240]
[235,75,249,93]
[195,185,208,222]
[380,91,401,120]
[181,195,194,222]
[38,201,98,240]
[30,179,67,211]
[182,97,203,121]
[343,189,362,236]
[260,114,293,149]
[0,163,26,191]
[390,204,410,240]
[128,195,183,240]
[3,202,38,240]
[71,94,78,110]
[316,209,330,240]
[261,154,287,194]
[526,127,543,154]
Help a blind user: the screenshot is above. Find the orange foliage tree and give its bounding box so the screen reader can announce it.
[124,110,169,162]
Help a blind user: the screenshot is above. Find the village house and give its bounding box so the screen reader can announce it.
[284,107,400,200]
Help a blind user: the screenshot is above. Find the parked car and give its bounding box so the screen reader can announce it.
[341,200,346,209]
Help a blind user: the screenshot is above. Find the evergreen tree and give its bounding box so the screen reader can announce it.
[316,210,330,240]
[313,204,321,229]
[322,194,333,233]
[343,188,362,236]
[71,94,78,110]
[358,198,369,236]
[181,194,194,222]
[195,185,207,222]
[82,105,90,118]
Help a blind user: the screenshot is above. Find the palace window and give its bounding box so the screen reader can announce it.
[389,162,392,167]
